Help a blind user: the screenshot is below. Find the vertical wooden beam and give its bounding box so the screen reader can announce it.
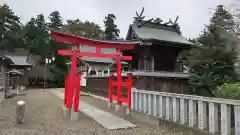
[101,70,104,76]
[139,92,142,111]
[131,90,134,109]
[198,101,207,130]
[143,92,147,113]
[116,49,122,105]
[166,96,170,120]
[107,68,110,75]
[173,97,180,122]
[151,56,154,71]
[148,93,152,115]
[73,73,80,112]
[96,47,101,54]
[234,105,240,135]
[162,96,166,118]
[67,48,77,108]
[169,97,173,120]
[153,94,157,116]
[131,87,134,110]
[73,44,80,113]
[158,95,163,118]
[189,99,197,127]
[180,98,188,124]
[127,75,132,109]
[209,102,219,133]
[221,104,231,135]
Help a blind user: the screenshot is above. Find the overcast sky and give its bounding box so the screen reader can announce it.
[1,0,237,39]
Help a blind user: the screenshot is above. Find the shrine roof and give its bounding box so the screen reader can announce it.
[126,21,194,46]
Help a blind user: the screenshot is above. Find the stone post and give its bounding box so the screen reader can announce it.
[16,100,26,124]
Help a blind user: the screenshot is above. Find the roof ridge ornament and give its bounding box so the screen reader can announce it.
[164,16,181,34]
[133,8,181,33]
[134,7,145,22]
[134,7,153,27]
[164,16,179,26]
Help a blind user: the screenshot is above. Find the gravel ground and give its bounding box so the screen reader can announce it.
[0,89,182,135]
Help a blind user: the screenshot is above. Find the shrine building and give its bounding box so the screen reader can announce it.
[83,9,194,96]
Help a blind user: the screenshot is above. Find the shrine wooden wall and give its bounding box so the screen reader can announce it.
[123,44,183,72]
[83,76,191,98]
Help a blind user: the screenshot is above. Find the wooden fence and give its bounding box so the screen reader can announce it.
[131,88,240,135]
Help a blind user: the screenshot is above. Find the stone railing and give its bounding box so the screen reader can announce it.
[131,88,240,135]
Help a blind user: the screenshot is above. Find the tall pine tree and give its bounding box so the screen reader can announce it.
[35,14,50,58]
[48,11,63,31]
[0,4,22,51]
[23,14,50,59]
[103,14,120,40]
[187,5,238,96]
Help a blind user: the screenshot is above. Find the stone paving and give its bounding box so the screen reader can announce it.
[0,89,183,135]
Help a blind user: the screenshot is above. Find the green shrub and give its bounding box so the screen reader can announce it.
[213,83,240,100]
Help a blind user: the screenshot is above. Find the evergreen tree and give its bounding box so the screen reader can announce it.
[48,11,69,87]
[48,11,63,31]
[187,5,238,96]
[23,18,39,53]
[62,19,84,36]
[35,14,50,58]
[62,19,104,39]
[232,4,240,39]
[103,14,120,40]
[35,14,47,30]
[82,21,103,39]
[22,14,50,58]
[48,11,65,56]
[0,4,22,51]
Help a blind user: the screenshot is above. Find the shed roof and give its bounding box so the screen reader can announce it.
[4,54,32,66]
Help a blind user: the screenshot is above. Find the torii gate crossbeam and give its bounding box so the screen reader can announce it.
[58,50,132,60]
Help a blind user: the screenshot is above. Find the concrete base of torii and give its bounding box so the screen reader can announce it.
[62,105,70,118]
[70,108,79,121]
[109,102,130,115]
[62,105,79,121]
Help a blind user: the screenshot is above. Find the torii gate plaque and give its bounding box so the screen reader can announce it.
[50,31,138,120]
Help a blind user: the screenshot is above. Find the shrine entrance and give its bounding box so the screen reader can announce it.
[50,31,139,120]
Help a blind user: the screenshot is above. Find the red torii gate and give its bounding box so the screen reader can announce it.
[50,31,138,114]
